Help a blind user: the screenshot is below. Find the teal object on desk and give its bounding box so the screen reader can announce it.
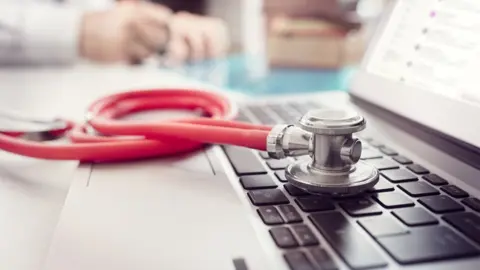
[167,54,355,96]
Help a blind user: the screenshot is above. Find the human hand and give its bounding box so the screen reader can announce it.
[79,0,172,63]
[164,11,230,65]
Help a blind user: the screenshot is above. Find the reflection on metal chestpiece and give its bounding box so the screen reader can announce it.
[299,109,365,172]
[266,124,311,159]
[266,108,379,197]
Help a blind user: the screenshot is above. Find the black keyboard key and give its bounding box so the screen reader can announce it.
[240,175,277,190]
[294,155,310,160]
[339,198,382,217]
[462,197,480,212]
[361,136,373,142]
[393,155,413,164]
[288,102,306,114]
[367,177,394,193]
[269,104,301,122]
[223,146,267,175]
[257,206,284,225]
[358,215,408,238]
[309,211,388,269]
[284,251,315,270]
[392,207,438,226]
[309,248,338,270]
[406,164,429,174]
[232,258,248,270]
[379,146,398,156]
[234,110,250,122]
[382,169,417,183]
[441,185,469,198]
[288,104,306,116]
[372,192,415,209]
[359,140,371,146]
[423,174,448,186]
[296,197,335,212]
[248,189,289,206]
[443,212,480,244]
[419,195,464,214]
[258,151,270,159]
[278,205,303,223]
[267,159,291,170]
[275,170,287,182]
[290,102,319,114]
[367,158,399,170]
[270,227,298,248]
[249,106,277,125]
[284,184,309,196]
[377,226,479,264]
[360,149,382,160]
[292,224,319,246]
[398,182,439,197]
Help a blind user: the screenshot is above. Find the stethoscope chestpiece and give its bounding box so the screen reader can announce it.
[0,108,70,141]
[276,108,379,197]
[297,108,366,136]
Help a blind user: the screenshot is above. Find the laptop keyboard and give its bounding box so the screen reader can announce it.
[222,101,480,270]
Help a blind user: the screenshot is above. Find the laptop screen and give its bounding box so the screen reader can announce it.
[365,0,480,107]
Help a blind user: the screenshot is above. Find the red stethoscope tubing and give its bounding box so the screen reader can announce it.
[0,89,272,162]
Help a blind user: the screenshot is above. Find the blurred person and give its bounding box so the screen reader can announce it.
[0,0,230,66]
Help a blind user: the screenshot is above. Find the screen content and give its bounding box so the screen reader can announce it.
[367,0,480,105]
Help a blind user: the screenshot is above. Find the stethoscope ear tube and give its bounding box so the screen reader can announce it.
[0,89,381,197]
[0,89,269,162]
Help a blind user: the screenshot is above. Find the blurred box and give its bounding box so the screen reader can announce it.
[263,0,362,30]
[265,16,365,69]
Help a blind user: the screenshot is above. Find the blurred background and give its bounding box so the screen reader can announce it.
[0,0,395,95]
[156,0,394,95]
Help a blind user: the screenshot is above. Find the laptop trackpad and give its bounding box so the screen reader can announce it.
[43,149,269,270]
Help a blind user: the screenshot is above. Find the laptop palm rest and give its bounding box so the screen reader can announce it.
[43,112,271,270]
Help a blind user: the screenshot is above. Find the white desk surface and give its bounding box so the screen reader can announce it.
[0,61,246,270]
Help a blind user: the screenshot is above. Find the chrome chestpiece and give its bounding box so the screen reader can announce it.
[267,108,379,196]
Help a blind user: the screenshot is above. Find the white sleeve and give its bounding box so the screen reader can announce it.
[0,1,84,66]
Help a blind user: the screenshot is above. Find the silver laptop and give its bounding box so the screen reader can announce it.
[43,1,480,269]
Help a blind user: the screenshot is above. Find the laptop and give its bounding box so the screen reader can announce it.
[43,1,480,269]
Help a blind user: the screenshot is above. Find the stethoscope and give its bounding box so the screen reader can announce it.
[0,89,379,197]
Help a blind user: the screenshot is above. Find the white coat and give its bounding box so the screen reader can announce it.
[0,0,114,65]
